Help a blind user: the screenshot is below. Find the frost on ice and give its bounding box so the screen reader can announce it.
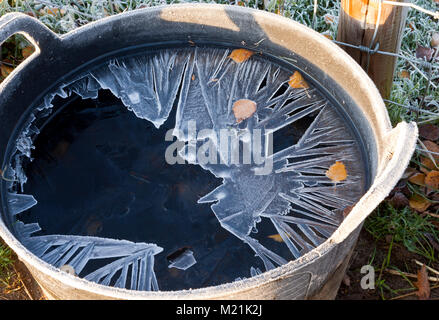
[168,249,197,271]
[5,47,366,288]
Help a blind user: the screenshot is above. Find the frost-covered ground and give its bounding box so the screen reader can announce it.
[1,0,439,299]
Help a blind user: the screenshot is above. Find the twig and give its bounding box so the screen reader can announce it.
[390,284,439,300]
[414,260,439,277]
[12,265,33,300]
[386,268,439,282]
[424,212,439,219]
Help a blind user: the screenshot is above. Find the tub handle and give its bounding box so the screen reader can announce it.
[0,12,61,52]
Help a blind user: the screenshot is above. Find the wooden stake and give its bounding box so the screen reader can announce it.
[337,0,408,99]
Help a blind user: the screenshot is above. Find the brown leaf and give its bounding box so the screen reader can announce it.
[431,33,439,47]
[399,70,410,79]
[41,7,66,16]
[228,49,254,63]
[288,71,309,89]
[421,140,439,160]
[326,161,347,183]
[425,170,439,189]
[420,156,437,174]
[22,46,34,59]
[388,192,409,209]
[416,46,434,61]
[402,167,418,179]
[323,34,333,40]
[409,194,431,212]
[408,172,425,185]
[323,14,335,25]
[342,274,351,287]
[415,264,430,300]
[232,99,257,123]
[0,64,14,78]
[419,124,439,141]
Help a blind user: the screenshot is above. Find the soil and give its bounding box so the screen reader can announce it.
[336,229,439,300]
[0,245,45,300]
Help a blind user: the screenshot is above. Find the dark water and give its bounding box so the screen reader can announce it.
[21,90,285,290]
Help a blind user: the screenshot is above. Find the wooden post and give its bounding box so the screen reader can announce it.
[337,0,408,99]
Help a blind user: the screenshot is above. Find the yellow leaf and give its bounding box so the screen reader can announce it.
[22,46,34,59]
[326,161,347,182]
[399,70,410,79]
[232,99,257,123]
[288,71,309,89]
[0,64,14,78]
[409,194,431,212]
[420,156,436,174]
[425,170,439,189]
[268,234,284,242]
[228,49,254,63]
[48,8,66,16]
[408,172,425,186]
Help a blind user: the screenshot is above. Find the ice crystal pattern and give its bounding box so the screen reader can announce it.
[6,47,365,289]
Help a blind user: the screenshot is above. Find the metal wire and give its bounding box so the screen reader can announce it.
[328,0,439,128]
[382,0,439,20]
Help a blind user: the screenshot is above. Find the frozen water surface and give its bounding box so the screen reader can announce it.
[3,47,367,291]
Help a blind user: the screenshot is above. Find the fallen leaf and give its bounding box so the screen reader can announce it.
[408,22,415,31]
[22,46,34,59]
[421,140,439,160]
[232,99,257,123]
[388,192,409,209]
[323,14,335,24]
[409,194,431,212]
[419,124,439,141]
[420,156,437,174]
[431,33,439,47]
[415,264,430,300]
[416,46,434,61]
[342,274,351,287]
[288,71,309,89]
[229,49,254,63]
[326,161,347,182]
[323,34,333,40]
[0,64,13,78]
[268,234,283,242]
[408,172,425,185]
[191,74,195,81]
[402,167,418,179]
[399,70,410,79]
[41,7,66,16]
[425,170,439,189]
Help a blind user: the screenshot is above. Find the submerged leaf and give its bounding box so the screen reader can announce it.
[326,161,347,182]
[288,71,309,89]
[268,234,284,242]
[228,49,254,63]
[232,99,257,123]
